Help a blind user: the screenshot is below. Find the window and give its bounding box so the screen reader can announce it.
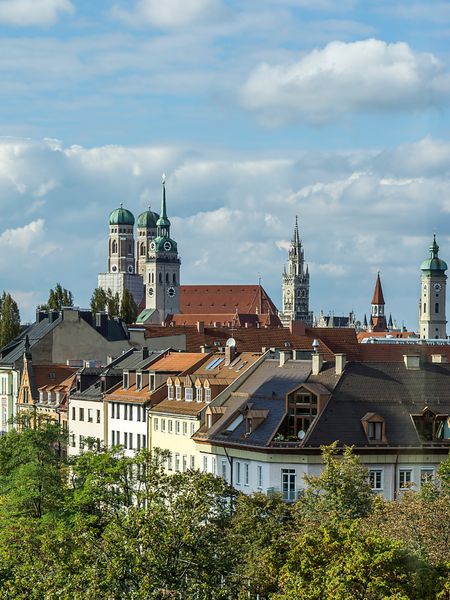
[190,455,195,470]
[70,434,75,447]
[182,422,188,436]
[124,432,128,449]
[123,373,129,389]
[236,461,241,485]
[168,385,174,400]
[88,409,93,423]
[282,469,297,502]
[111,430,115,446]
[154,418,159,431]
[173,273,176,284]
[128,405,133,421]
[399,470,412,489]
[205,388,211,403]
[79,407,84,421]
[161,418,166,432]
[369,470,383,490]
[124,403,127,420]
[129,433,133,450]
[168,452,173,470]
[175,453,180,472]
[244,463,249,486]
[190,422,195,436]
[203,456,208,473]
[435,302,439,313]
[96,409,101,424]
[168,419,173,433]
[423,303,426,313]
[368,421,382,441]
[287,390,318,437]
[137,406,141,422]
[221,459,227,479]
[176,420,180,435]
[116,431,120,445]
[196,387,202,402]
[185,387,193,401]
[111,403,115,419]
[175,386,182,400]
[79,435,84,450]
[420,468,434,486]
[136,373,142,390]
[137,433,141,450]
[182,455,187,472]
[257,465,263,489]
[142,434,146,448]
[72,406,76,420]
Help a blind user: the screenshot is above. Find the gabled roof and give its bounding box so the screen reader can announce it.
[180,285,279,316]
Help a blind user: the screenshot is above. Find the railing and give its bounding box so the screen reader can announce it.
[267,487,303,502]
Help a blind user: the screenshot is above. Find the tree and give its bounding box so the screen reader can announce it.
[107,289,120,317]
[120,287,138,324]
[298,443,373,523]
[40,283,73,311]
[0,292,20,348]
[90,287,108,314]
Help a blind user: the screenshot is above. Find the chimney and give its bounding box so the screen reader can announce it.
[279,350,291,367]
[403,355,421,370]
[290,320,306,336]
[225,344,236,366]
[335,353,347,375]
[36,309,48,323]
[197,321,204,334]
[200,345,208,353]
[142,346,149,360]
[431,354,448,364]
[312,353,324,375]
[49,310,60,324]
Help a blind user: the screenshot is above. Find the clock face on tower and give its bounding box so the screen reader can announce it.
[150,241,156,251]
[164,241,172,251]
[148,287,154,296]
[127,265,134,273]
[434,283,442,292]
[167,287,176,298]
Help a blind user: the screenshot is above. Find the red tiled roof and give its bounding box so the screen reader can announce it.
[167,312,282,328]
[358,343,450,362]
[179,285,279,316]
[371,273,385,305]
[357,331,416,342]
[34,365,77,390]
[149,352,208,372]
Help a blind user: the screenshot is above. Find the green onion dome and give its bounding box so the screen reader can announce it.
[137,208,159,228]
[109,205,135,226]
[421,235,448,273]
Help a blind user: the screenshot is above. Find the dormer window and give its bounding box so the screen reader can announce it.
[205,387,211,403]
[185,387,193,401]
[175,385,182,400]
[136,373,142,391]
[412,407,449,442]
[196,387,203,402]
[123,372,129,389]
[168,384,174,400]
[361,413,386,444]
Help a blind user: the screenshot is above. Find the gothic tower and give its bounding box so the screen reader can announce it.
[371,272,387,332]
[136,207,159,277]
[107,204,136,275]
[419,235,447,340]
[279,216,312,326]
[145,176,181,321]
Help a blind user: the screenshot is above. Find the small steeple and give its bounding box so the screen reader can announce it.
[371,272,385,306]
[157,173,171,236]
[430,233,439,258]
[293,215,300,245]
[363,314,368,328]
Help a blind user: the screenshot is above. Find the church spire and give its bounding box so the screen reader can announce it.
[157,173,171,237]
[371,272,387,332]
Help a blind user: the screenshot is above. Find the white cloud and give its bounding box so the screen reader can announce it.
[0,0,74,27]
[0,219,59,261]
[112,0,228,29]
[241,39,450,124]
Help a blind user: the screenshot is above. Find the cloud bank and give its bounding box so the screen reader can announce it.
[0,0,74,27]
[241,39,450,124]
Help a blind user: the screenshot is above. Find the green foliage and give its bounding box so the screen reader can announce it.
[298,442,373,522]
[0,291,20,348]
[107,288,120,317]
[40,283,73,311]
[120,287,138,324]
[89,286,108,313]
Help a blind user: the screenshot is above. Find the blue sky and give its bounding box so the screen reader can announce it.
[1,0,450,329]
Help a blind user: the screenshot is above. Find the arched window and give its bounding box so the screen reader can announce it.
[128,242,132,255]
[435,302,439,314]
[112,240,118,254]
[159,272,162,284]
[151,272,154,284]
[166,273,169,283]
[140,243,146,256]
[173,273,176,284]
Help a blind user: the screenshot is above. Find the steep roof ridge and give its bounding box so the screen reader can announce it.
[372,272,385,305]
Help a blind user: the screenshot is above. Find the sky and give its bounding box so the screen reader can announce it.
[1,0,450,328]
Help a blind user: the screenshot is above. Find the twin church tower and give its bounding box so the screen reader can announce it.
[98,176,180,322]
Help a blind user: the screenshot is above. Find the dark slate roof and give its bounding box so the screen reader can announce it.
[304,361,450,448]
[0,315,62,366]
[204,359,311,447]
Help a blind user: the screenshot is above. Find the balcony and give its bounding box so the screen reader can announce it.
[267,487,303,502]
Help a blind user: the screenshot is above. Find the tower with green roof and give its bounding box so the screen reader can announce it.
[419,235,447,339]
[98,204,144,307]
[136,206,159,277]
[143,175,181,320]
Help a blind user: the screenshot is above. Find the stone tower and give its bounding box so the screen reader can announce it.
[98,205,144,306]
[419,235,447,340]
[136,207,159,277]
[145,176,181,321]
[371,272,387,332]
[279,216,312,326]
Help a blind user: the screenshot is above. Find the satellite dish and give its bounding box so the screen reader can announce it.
[298,430,306,440]
[226,337,236,348]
